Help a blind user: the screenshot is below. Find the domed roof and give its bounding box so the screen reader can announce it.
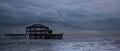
[26,24,49,29]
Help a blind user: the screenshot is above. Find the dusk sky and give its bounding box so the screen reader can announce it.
[0,0,120,34]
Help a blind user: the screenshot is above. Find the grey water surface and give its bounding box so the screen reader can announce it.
[0,34,120,51]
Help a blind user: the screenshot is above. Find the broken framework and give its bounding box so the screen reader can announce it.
[5,24,63,39]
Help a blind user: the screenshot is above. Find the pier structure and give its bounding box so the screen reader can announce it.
[5,34,27,39]
[5,24,63,39]
[26,24,63,39]
[26,24,52,34]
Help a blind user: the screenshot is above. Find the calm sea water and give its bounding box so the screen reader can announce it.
[0,40,120,51]
[0,34,120,51]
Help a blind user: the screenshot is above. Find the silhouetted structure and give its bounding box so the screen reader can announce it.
[26,24,52,34]
[5,34,27,39]
[5,24,63,39]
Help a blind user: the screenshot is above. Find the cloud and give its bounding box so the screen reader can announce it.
[0,0,120,34]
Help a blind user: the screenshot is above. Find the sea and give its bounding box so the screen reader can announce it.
[0,34,120,51]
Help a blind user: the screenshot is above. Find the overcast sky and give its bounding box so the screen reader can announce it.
[0,0,120,34]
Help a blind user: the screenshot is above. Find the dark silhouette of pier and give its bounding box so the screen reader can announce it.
[5,24,63,39]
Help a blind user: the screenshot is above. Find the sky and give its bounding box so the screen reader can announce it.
[0,0,120,34]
